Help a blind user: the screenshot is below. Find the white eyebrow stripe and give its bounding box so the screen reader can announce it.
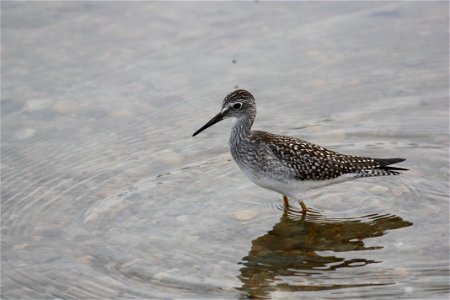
[224,103,235,110]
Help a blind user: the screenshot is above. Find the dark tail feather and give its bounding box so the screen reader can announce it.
[374,158,408,171]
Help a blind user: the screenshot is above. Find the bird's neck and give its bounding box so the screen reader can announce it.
[229,116,253,146]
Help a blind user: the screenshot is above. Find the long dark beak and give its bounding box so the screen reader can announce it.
[192,111,225,137]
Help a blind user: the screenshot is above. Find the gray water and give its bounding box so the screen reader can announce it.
[1,2,449,299]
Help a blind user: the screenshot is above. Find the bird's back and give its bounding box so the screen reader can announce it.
[249,130,407,181]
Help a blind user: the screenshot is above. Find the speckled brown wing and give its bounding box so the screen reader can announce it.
[252,131,405,181]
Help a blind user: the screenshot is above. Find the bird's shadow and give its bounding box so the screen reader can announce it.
[236,207,413,299]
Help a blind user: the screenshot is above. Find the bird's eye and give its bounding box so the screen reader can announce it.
[233,102,242,109]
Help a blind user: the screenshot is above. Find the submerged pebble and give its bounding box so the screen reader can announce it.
[13,243,28,251]
[25,98,52,111]
[157,149,184,165]
[391,185,409,197]
[15,128,35,139]
[233,209,257,221]
[78,255,94,264]
[370,185,389,193]
[176,215,190,223]
[153,271,170,281]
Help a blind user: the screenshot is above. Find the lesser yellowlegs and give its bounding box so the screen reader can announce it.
[193,89,407,212]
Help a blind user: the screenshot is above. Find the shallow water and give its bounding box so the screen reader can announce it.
[1,2,449,299]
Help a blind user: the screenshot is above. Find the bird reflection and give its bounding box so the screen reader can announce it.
[237,208,412,299]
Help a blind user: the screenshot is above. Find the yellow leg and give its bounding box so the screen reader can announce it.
[299,201,308,213]
[283,195,289,207]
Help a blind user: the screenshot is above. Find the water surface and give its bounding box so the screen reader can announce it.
[2,2,449,299]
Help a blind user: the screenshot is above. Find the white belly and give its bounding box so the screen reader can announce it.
[243,170,355,199]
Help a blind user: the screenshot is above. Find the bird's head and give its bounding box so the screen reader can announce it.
[193,89,256,136]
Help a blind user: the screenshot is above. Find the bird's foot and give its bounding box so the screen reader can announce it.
[283,196,308,215]
[299,201,308,214]
[283,195,289,208]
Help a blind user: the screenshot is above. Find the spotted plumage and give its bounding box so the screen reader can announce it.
[193,89,407,211]
[253,131,405,180]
